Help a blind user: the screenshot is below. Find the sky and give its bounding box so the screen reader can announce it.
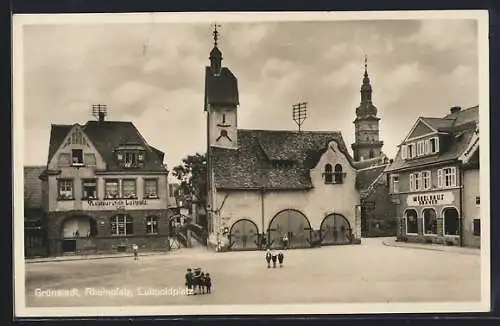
[21,17,479,179]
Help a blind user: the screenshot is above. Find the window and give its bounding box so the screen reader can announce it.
[401,145,408,159]
[58,153,71,167]
[57,179,73,200]
[71,149,84,165]
[444,208,460,236]
[473,219,480,236]
[222,114,226,123]
[144,179,159,198]
[369,150,374,158]
[84,153,96,166]
[334,164,344,184]
[122,179,137,199]
[405,209,418,234]
[410,172,422,191]
[429,137,439,153]
[475,196,480,206]
[417,141,424,156]
[82,179,97,199]
[422,171,431,190]
[438,167,457,188]
[324,164,333,184]
[110,214,133,235]
[391,175,399,193]
[423,208,438,235]
[407,143,415,158]
[169,184,175,198]
[145,216,159,234]
[105,179,119,199]
[124,152,137,167]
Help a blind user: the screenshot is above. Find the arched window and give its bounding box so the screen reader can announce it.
[423,208,437,235]
[334,164,343,184]
[110,214,134,235]
[444,208,460,236]
[222,114,226,123]
[145,216,159,234]
[405,209,418,234]
[324,164,333,184]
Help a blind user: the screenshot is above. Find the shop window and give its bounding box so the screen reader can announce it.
[334,164,344,184]
[444,208,460,236]
[71,149,84,165]
[122,179,137,199]
[324,164,333,184]
[110,214,134,235]
[144,179,159,198]
[105,179,119,199]
[405,209,418,234]
[423,208,438,235]
[145,216,159,234]
[473,219,480,236]
[82,179,97,199]
[57,179,74,200]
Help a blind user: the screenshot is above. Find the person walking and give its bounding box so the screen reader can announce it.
[278,251,284,267]
[265,249,272,268]
[132,244,139,260]
[282,233,289,249]
[205,273,212,293]
[271,250,278,268]
[185,268,193,296]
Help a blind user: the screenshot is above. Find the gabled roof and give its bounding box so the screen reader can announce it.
[204,67,239,110]
[387,106,479,172]
[47,120,166,172]
[24,165,45,208]
[357,164,388,194]
[212,129,354,190]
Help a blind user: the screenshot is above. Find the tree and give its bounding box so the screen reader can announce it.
[171,152,207,204]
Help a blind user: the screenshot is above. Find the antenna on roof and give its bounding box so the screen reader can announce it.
[292,102,307,132]
[92,104,108,122]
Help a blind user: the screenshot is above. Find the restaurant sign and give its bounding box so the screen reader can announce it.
[87,199,148,208]
[406,191,454,207]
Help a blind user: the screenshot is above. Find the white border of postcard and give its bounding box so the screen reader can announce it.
[13,10,490,317]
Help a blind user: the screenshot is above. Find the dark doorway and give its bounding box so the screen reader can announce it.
[62,239,76,252]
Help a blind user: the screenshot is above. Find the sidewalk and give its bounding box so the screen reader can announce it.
[25,250,170,264]
[382,238,480,255]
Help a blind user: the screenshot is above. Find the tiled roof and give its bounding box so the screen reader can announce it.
[356,165,388,193]
[24,166,45,208]
[212,129,354,190]
[204,67,239,110]
[47,121,166,172]
[387,106,479,172]
[352,155,388,170]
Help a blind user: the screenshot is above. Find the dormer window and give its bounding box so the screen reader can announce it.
[429,137,439,154]
[124,152,137,167]
[324,164,333,184]
[71,149,84,166]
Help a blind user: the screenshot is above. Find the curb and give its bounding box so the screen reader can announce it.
[382,241,480,255]
[26,251,170,264]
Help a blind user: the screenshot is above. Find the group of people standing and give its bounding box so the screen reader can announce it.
[185,267,212,295]
[265,249,285,268]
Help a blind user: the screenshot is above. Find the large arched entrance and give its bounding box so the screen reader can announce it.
[320,213,352,245]
[268,209,312,249]
[229,219,259,250]
[60,215,97,253]
[443,207,460,236]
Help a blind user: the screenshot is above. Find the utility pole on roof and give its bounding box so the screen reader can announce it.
[292,102,308,132]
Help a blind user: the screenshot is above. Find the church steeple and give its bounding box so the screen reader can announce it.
[356,56,377,117]
[209,24,222,76]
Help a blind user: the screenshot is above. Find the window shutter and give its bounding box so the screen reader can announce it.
[401,145,407,159]
[409,174,414,191]
[425,140,430,154]
[451,167,457,187]
[434,137,440,153]
[437,169,443,188]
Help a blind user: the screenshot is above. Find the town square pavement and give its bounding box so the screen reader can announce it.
[24,238,481,307]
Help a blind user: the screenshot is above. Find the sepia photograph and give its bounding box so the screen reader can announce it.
[13,10,490,317]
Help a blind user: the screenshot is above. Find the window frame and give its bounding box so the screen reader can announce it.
[104,179,120,199]
[324,164,333,184]
[391,174,399,193]
[71,149,84,166]
[422,208,438,235]
[438,166,457,188]
[145,216,159,235]
[404,209,419,235]
[422,170,432,190]
[475,196,480,206]
[57,178,74,201]
[121,178,138,199]
[334,164,344,184]
[81,178,98,200]
[110,214,134,236]
[443,207,460,237]
[473,219,480,236]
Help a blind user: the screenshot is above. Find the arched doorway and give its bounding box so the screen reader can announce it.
[268,209,312,249]
[60,215,97,253]
[320,213,352,245]
[229,219,259,250]
[443,207,460,236]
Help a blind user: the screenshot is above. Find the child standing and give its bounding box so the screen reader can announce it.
[132,244,139,260]
[278,251,284,267]
[205,273,212,293]
[271,250,278,268]
[265,249,272,268]
[185,268,193,295]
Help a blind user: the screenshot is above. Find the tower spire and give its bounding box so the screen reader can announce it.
[213,23,220,47]
[360,55,372,104]
[209,23,223,76]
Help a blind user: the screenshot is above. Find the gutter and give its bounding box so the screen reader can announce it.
[459,167,464,247]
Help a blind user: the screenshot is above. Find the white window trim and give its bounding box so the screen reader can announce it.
[422,207,438,236]
[409,173,415,192]
[391,175,400,193]
[440,166,457,188]
[422,170,432,190]
[442,206,461,238]
[404,209,419,235]
[410,172,422,191]
[401,145,408,160]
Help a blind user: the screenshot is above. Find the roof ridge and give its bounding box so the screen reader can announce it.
[239,128,341,134]
[356,163,389,172]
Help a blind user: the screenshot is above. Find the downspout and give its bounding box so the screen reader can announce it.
[459,165,464,247]
[261,186,265,246]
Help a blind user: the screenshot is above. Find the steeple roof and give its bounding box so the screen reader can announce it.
[356,56,378,117]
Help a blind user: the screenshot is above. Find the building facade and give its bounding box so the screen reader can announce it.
[204,29,361,251]
[386,106,480,248]
[24,166,48,257]
[40,112,170,256]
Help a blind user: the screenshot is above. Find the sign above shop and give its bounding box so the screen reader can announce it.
[406,191,454,207]
[87,199,148,208]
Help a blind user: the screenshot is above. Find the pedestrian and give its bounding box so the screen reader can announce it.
[193,267,202,295]
[278,251,284,267]
[282,233,289,249]
[265,249,272,268]
[185,268,193,296]
[200,272,206,294]
[205,273,212,293]
[132,244,139,260]
[271,250,277,268]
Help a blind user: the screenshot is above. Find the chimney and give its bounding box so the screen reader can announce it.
[450,106,462,114]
